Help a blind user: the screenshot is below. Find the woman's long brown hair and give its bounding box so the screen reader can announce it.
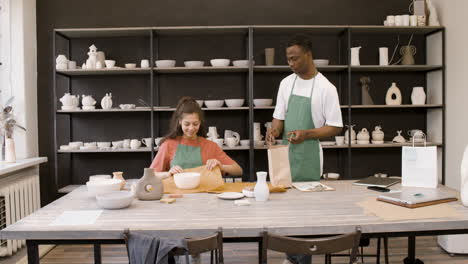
[161,96,206,144]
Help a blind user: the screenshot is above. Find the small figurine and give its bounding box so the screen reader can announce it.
[86,44,98,69]
[392,130,406,143]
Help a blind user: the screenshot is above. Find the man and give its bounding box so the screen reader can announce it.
[266,35,343,264]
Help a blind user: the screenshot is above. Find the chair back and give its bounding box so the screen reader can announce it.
[262,227,361,264]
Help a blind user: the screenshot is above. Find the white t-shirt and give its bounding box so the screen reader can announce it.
[272,72,343,175]
[273,72,343,128]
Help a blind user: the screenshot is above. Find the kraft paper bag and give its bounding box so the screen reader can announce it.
[402,146,438,188]
[267,144,292,188]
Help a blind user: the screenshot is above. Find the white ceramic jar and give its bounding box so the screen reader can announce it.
[254,171,270,202]
[411,87,426,105]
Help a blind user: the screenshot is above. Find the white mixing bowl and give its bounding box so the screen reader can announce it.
[225,99,245,107]
[96,191,133,209]
[204,100,224,108]
[174,172,201,189]
[210,59,230,67]
[253,98,273,107]
[155,60,176,67]
[86,179,122,196]
[184,61,204,67]
[313,59,330,66]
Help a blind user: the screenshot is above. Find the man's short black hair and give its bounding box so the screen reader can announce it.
[286,35,313,54]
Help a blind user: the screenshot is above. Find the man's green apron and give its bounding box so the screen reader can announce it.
[282,75,321,181]
[170,138,203,169]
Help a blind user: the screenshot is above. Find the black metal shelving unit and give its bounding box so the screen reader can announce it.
[52,25,445,192]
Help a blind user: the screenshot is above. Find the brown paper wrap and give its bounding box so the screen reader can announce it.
[207,182,287,194]
[163,166,225,194]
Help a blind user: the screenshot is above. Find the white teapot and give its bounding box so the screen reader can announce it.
[101,93,113,109]
[59,93,80,110]
[82,95,96,110]
[372,126,385,142]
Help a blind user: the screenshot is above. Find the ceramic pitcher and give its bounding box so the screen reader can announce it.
[400,45,416,65]
[135,168,164,200]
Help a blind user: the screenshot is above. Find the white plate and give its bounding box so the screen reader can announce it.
[320,141,336,146]
[217,192,245,200]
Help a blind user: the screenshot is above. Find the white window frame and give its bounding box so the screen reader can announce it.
[0,0,11,103]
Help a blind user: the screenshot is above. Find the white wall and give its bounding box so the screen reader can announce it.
[432,0,468,190]
[9,0,38,159]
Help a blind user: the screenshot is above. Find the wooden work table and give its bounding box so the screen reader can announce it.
[2,180,468,263]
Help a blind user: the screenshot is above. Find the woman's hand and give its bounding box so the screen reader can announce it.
[206,159,222,170]
[169,165,184,176]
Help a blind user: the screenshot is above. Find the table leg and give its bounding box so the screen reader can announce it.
[403,236,424,264]
[94,243,102,264]
[258,239,263,264]
[26,240,40,264]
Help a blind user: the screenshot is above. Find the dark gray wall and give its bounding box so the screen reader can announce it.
[37,0,410,204]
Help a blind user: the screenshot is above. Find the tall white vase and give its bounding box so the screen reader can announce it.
[5,137,16,163]
[411,87,426,105]
[254,171,270,202]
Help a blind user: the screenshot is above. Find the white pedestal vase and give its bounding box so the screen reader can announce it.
[5,137,16,163]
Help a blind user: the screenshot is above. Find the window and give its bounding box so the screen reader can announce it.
[0,0,11,103]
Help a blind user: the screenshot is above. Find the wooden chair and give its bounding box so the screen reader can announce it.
[261,227,361,264]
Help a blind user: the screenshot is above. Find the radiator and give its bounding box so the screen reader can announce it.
[0,174,40,256]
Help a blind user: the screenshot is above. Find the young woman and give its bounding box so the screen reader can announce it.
[150,96,243,176]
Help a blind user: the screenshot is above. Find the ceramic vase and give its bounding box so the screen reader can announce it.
[135,168,163,200]
[385,82,402,106]
[461,145,468,207]
[344,125,356,144]
[101,93,113,109]
[5,137,16,163]
[254,171,270,202]
[351,47,361,66]
[113,171,126,190]
[411,87,426,105]
[400,45,416,65]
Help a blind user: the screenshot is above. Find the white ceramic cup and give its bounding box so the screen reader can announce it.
[130,139,141,149]
[386,15,395,26]
[123,139,131,149]
[105,60,116,68]
[379,47,389,66]
[395,15,403,26]
[155,137,163,146]
[225,137,239,148]
[335,136,345,145]
[402,14,410,26]
[410,15,418,26]
[141,59,150,68]
[142,138,152,147]
[214,138,224,148]
[265,48,275,66]
[68,61,77,70]
[323,172,340,180]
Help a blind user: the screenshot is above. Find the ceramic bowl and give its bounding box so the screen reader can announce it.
[184,61,204,67]
[86,179,122,196]
[60,145,71,150]
[313,59,330,66]
[155,60,176,67]
[196,100,204,107]
[204,100,224,108]
[104,60,116,68]
[210,59,230,67]
[173,172,201,189]
[97,142,111,149]
[69,141,84,148]
[96,191,133,209]
[225,99,245,107]
[119,104,136,110]
[80,145,97,150]
[112,141,124,148]
[240,140,250,146]
[253,99,273,107]
[124,63,137,69]
[232,60,249,67]
[89,174,112,182]
[254,140,265,147]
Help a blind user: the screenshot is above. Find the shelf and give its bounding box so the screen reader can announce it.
[58,147,152,153]
[252,25,348,35]
[349,26,444,35]
[254,65,347,72]
[348,104,443,109]
[154,66,248,73]
[55,27,152,38]
[154,26,249,35]
[255,142,442,149]
[350,65,443,72]
[56,68,151,76]
[57,107,154,113]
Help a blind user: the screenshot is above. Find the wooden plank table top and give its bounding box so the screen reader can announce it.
[2,181,468,240]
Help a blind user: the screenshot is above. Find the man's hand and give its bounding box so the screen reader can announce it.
[169,165,184,176]
[287,130,308,144]
[266,128,278,145]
